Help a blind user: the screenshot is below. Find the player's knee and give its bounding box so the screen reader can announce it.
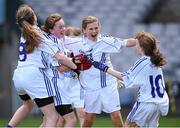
[63,112,77,125]
[84,114,95,123]
[110,111,121,120]
[46,112,59,124]
[24,100,35,110]
[77,111,85,119]
[65,114,77,124]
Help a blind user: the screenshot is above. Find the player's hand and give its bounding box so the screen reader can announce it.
[117,79,125,88]
[92,61,109,72]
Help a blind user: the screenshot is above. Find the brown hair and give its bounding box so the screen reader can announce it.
[41,13,63,33]
[16,4,42,53]
[65,26,82,36]
[135,31,166,67]
[82,16,100,31]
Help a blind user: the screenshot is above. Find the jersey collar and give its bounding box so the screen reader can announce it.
[82,34,102,44]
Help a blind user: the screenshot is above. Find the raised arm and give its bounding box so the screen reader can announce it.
[125,38,138,47]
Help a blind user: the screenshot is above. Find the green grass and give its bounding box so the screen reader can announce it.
[1,116,180,127]
[0,117,42,127]
[159,116,180,127]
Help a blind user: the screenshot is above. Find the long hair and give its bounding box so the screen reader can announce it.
[16,4,42,53]
[135,31,166,67]
[41,13,63,34]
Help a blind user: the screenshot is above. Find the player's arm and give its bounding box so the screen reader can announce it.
[93,61,122,80]
[54,51,77,70]
[56,51,76,72]
[39,39,77,70]
[125,38,138,47]
[57,65,71,72]
[107,68,123,81]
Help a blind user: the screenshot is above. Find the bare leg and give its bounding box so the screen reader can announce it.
[40,116,46,127]
[110,110,124,127]
[75,108,85,127]
[8,100,35,127]
[57,115,65,127]
[39,103,59,127]
[42,114,66,127]
[63,111,77,127]
[82,112,96,127]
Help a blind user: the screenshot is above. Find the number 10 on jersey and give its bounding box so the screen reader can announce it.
[149,74,165,98]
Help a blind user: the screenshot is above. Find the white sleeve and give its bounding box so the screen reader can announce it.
[100,36,126,53]
[38,38,59,56]
[65,37,84,55]
[122,58,149,88]
[123,39,128,46]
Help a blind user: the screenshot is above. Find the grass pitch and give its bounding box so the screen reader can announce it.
[0,116,180,127]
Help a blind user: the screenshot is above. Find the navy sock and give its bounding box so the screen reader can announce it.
[6,125,12,128]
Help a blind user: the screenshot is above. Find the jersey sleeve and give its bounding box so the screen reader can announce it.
[100,36,126,53]
[38,37,59,57]
[64,36,84,55]
[122,57,149,88]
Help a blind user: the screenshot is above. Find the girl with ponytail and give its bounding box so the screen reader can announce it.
[8,4,77,127]
[92,31,169,127]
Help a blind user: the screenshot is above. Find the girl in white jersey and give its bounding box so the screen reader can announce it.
[7,5,77,127]
[64,26,86,127]
[92,31,169,127]
[41,13,77,127]
[80,16,138,127]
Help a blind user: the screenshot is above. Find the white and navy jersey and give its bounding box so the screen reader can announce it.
[65,35,127,90]
[122,55,169,105]
[17,34,59,69]
[43,34,74,106]
[14,30,60,99]
[43,33,74,79]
